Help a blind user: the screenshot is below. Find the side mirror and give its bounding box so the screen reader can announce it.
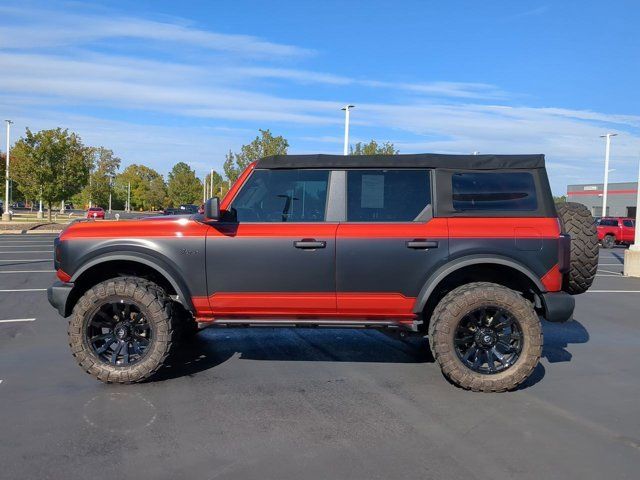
[204,197,220,220]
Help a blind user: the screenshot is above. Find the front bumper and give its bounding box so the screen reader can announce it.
[47,281,74,317]
[540,291,575,322]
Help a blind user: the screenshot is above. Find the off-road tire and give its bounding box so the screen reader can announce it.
[556,202,598,294]
[428,282,542,392]
[602,234,615,249]
[68,277,174,383]
[118,276,198,340]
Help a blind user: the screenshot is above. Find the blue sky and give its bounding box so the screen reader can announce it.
[1,0,638,193]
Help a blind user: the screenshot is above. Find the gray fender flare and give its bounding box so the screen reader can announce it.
[413,255,545,314]
[70,252,195,312]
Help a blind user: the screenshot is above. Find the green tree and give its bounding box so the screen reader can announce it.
[167,162,202,206]
[205,169,226,198]
[350,140,399,155]
[1,152,26,206]
[147,176,168,210]
[118,164,165,211]
[553,195,567,203]
[223,129,289,182]
[11,128,92,221]
[77,147,121,208]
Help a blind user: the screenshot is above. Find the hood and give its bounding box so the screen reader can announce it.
[59,216,208,240]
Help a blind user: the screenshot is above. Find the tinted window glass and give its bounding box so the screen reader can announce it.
[600,219,619,226]
[230,169,329,222]
[347,170,431,222]
[623,219,635,227]
[452,172,537,211]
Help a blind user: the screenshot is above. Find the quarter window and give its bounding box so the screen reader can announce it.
[452,172,537,211]
[623,220,635,227]
[346,170,431,222]
[229,169,329,222]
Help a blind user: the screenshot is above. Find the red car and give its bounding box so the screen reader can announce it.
[86,207,105,219]
[597,217,635,248]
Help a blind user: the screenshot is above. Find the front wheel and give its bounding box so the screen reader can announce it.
[68,277,175,383]
[428,282,542,392]
[602,234,615,249]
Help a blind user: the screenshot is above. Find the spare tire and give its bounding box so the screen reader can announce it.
[556,202,599,294]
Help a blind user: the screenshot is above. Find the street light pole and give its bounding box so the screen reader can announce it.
[210,168,214,198]
[341,105,354,155]
[108,176,113,214]
[203,176,207,203]
[600,133,617,217]
[3,120,13,221]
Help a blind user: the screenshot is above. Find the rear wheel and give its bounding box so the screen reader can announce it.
[556,202,599,294]
[68,277,174,383]
[602,234,615,249]
[429,282,542,392]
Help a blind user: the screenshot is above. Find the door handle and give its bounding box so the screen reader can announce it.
[294,239,326,249]
[406,240,439,249]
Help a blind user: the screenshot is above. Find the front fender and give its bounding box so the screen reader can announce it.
[69,250,195,311]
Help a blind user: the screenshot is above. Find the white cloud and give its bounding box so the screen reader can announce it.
[0,8,313,57]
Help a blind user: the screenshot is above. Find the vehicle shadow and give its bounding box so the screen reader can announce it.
[153,328,434,382]
[518,318,589,389]
[541,319,589,363]
[154,320,589,386]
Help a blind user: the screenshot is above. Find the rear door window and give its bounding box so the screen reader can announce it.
[452,172,537,211]
[346,170,431,222]
[623,219,635,227]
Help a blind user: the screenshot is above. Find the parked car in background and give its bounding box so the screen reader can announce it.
[597,217,635,248]
[0,200,3,216]
[12,201,26,209]
[86,207,105,219]
[163,204,199,215]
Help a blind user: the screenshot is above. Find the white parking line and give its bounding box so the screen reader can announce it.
[598,263,624,266]
[0,270,55,273]
[598,269,622,275]
[0,244,54,247]
[587,290,640,293]
[0,288,46,292]
[0,318,36,323]
[0,250,53,253]
[0,259,50,262]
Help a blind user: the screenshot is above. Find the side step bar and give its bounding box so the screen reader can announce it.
[198,318,420,332]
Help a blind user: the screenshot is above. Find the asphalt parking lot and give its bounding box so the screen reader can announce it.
[1,234,639,480]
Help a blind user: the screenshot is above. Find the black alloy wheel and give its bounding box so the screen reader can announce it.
[453,307,523,374]
[87,300,153,366]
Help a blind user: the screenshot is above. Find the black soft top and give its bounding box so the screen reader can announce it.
[256,153,545,170]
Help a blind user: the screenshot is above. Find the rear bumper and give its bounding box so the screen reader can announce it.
[47,281,74,317]
[540,291,575,322]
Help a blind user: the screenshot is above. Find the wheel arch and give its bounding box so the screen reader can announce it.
[414,255,545,325]
[67,253,194,315]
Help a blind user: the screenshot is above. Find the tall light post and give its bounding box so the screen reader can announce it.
[127,181,131,212]
[209,168,214,198]
[108,175,114,214]
[341,105,354,155]
[600,133,617,217]
[3,120,13,221]
[203,175,207,203]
